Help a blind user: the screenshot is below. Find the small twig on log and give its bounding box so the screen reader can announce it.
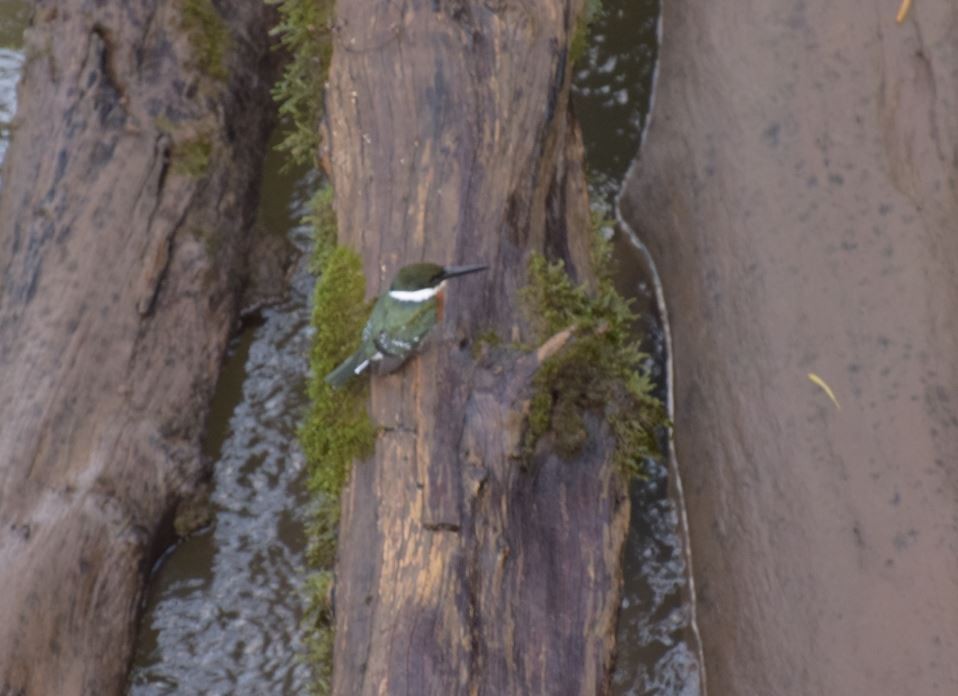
[508,326,576,398]
[535,326,575,364]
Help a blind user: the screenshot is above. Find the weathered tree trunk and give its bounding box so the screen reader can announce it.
[326,0,628,693]
[0,2,275,693]
[622,0,958,693]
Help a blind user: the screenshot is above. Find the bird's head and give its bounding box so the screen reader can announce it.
[389,262,487,293]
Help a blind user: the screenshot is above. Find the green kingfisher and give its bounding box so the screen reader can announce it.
[324,262,487,388]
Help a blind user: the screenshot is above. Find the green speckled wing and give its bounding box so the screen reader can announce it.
[362,295,438,368]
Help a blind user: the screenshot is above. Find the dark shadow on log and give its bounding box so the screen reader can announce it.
[0,2,276,693]
[622,0,958,693]
[326,0,629,693]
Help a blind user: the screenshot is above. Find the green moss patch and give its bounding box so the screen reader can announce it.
[301,241,375,562]
[301,569,336,692]
[266,0,335,167]
[179,0,231,82]
[172,133,213,177]
[304,185,337,272]
[521,223,666,478]
[298,189,375,693]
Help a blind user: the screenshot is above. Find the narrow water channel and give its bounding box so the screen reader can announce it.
[128,154,318,693]
[575,2,702,693]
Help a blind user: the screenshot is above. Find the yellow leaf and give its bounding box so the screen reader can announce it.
[808,373,841,410]
[896,0,912,23]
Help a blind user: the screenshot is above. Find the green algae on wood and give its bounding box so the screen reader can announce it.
[179,0,232,82]
[172,133,213,177]
[155,116,216,179]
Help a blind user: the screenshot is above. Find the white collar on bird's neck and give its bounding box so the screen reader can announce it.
[388,280,445,302]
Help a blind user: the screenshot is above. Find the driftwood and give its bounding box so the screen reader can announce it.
[622,0,958,693]
[0,2,275,693]
[325,0,629,693]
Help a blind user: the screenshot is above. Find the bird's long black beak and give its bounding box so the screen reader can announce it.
[440,264,488,280]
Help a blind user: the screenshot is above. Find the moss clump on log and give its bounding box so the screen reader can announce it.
[301,569,336,690]
[179,0,231,82]
[521,219,666,478]
[305,185,337,271]
[155,116,216,179]
[298,189,375,693]
[300,210,375,528]
[266,0,335,166]
[172,133,213,177]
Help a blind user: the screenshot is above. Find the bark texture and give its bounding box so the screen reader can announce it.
[621,0,958,693]
[0,2,275,693]
[326,0,629,693]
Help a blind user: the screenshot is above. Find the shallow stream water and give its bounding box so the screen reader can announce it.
[576,3,703,694]
[0,1,701,693]
[0,0,27,167]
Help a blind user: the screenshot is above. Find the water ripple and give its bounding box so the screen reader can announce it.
[0,47,23,168]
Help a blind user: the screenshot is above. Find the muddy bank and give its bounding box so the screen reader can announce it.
[0,2,275,693]
[621,1,958,694]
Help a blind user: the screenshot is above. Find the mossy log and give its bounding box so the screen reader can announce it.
[325,0,629,693]
[0,1,275,693]
[622,0,958,693]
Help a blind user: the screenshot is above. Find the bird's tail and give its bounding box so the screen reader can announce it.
[324,350,371,388]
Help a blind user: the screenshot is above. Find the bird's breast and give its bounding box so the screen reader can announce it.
[436,287,445,322]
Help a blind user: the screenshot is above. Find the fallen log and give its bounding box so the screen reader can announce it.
[324,0,635,692]
[0,1,275,693]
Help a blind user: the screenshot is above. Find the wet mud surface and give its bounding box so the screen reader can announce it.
[622,1,958,693]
